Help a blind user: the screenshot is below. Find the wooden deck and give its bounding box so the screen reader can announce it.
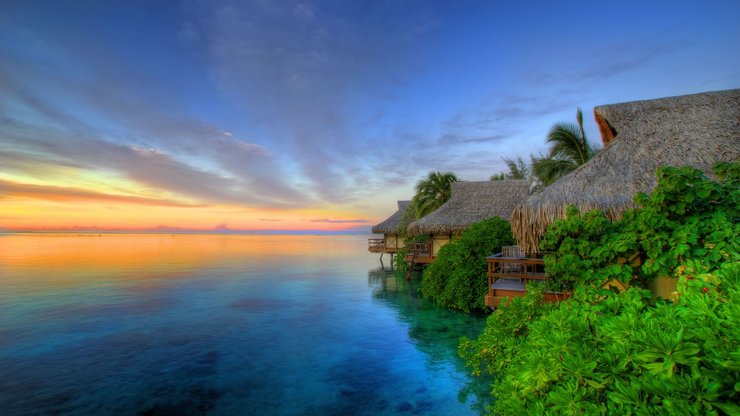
[403,241,434,264]
[485,250,570,308]
[368,238,403,254]
[368,238,385,253]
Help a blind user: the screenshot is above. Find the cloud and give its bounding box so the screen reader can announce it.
[0,179,204,207]
[526,43,680,89]
[186,0,432,203]
[309,218,370,224]
[438,132,509,145]
[0,121,303,208]
[0,29,313,209]
[1,1,468,209]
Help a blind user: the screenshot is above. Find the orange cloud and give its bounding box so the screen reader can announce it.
[0,179,203,207]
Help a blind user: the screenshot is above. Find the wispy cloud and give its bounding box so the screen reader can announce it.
[187,0,433,203]
[0,179,204,207]
[525,43,681,89]
[309,218,369,224]
[0,30,312,209]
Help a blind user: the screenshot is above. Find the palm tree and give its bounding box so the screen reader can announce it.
[491,156,530,181]
[532,108,600,186]
[412,171,458,219]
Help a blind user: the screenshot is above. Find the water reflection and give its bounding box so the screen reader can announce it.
[0,235,489,415]
[368,268,492,412]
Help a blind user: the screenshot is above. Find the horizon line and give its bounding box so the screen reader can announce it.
[0,229,374,236]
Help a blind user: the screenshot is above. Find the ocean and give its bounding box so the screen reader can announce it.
[0,234,488,415]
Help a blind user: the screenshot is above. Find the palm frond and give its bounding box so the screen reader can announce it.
[412,171,458,219]
[547,123,590,165]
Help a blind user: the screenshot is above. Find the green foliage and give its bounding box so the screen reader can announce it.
[460,162,740,415]
[491,156,531,181]
[487,261,739,415]
[393,234,428,272]
[420,217,514,312]
[412,171,458,219]
[459,284,555,377]
[531,108,600,186]
[541,163,740,291]
[396,202,417,237]
[393,247,409,272]
[391,206,420,272]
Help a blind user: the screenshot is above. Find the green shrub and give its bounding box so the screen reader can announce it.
[488,260,739,415]
[393,234,429,272]
[541,163,739,291]
[421,216,514,312]
[460,162,740,415]
[459,283,555,377]
[393,247,409,272]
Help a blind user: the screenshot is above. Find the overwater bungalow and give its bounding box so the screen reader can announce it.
[512,88,739,254]
[405,180,530,265]
[487,89,740,307]
[485,245,573,308]
[368,200,412,262]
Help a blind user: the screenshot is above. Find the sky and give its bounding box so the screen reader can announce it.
[1,0,738,233]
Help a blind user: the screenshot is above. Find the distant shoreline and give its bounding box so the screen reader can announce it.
[0,230,371,236]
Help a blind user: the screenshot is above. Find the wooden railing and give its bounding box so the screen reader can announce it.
[406,241,432,257]
[485,247,569,308]
[403,241,434,265]
[486,252,546,283]
[368,238,385,252]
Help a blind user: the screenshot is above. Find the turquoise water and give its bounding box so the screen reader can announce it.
[0,234,488,415]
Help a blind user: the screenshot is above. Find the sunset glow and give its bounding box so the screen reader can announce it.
[1,1,738,233]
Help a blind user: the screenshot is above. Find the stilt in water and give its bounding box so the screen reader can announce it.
[405,251,416,281]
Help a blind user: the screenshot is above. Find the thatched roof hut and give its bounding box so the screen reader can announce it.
[407,180,530,236]
[372,201,412,234]
[512,88,740,252]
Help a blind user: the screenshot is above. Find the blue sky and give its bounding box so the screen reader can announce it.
[0,0,738,231]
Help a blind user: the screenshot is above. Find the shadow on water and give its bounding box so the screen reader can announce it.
[367,268,493,413]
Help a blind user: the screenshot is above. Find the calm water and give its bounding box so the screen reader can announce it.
[0,234,488,415]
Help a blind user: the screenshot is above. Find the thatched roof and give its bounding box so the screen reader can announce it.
[512,88,740,252]
[407,180,530,236]
[371,200,412,234]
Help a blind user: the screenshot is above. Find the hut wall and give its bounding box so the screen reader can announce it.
[384,234,395,250]
[431,234,451,257]
[384,234,405,250]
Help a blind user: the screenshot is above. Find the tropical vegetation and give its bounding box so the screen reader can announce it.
[393,233,427,272]
[411,171,458,219]
[420,216,514,312]
[392,171,458,272]
[531,108,600,186]
[541,163,738,292]
[490,156,531,181]
[459,162,739,415]
[489,108,600,188]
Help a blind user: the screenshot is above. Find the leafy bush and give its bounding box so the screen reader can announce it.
[421,217,514,312]
[393,234,429,272]
[459,283,555,377]
[487,261,739,415]
[392,204,424,272]
[460,162,740,415]
[393,246,409,272]
[541,163,739,291]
